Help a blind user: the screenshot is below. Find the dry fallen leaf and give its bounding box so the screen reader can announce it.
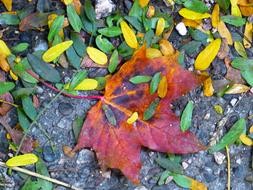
[217,21,233,45]
[225,83,250,94]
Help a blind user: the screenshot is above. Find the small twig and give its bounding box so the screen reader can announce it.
[226,146,230,190]
[0,161,83,190]
[0,99,18,108]
[26,70,103,100]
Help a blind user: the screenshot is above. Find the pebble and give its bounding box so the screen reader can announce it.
[95,0,116,19]
[182,161,189,170]
[33,40,48,52]
[175,22,187,36]
[134,186,148,190]
[58,102,73,116]
[204,112,211,120]
[76,149,94,165]
[43,146,59,162]
[230,98,238,106]
[236,158,242,165]
[214,152,226,165]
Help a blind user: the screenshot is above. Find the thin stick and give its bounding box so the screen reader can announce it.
[0,161,83,190]
[0,99,18,108]
[226,146,231,190]
[26,70,103,100]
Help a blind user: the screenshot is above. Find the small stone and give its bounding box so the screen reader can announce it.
[204,112,211,120]
[58,102,73,116]
[175,22,187,36]
[236,158,242,164]
[230,98,238,106]
[35,86,44,94]
[43,146,59,162]
[182,161,189,170]
[214,152,226,165]
[101,170,111,179]
[134,186,148,190]
[76,149,94,165]
[95,0,116,19]
[33,40,48,52]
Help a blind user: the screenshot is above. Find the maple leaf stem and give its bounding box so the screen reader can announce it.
[26,70,103,100]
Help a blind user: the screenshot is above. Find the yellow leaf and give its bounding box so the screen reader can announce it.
[156,17,165,36]
[0,54,10,72]
[147,5,155,18]
[159,39,175,56]
[225,84,250,94]
[158,76,168,98]
[48,14,64,39]
[120,20,138,49]
[61,0,73,5]
[6,154,38,167]
[243,22,252,49]
[87,47,108,65]
[203,77,214,97]
[231,4,242,17]
[234,41,247,58]
[238,0,253,16]
[240,134,253,146]
[217,21,233,45]
[183,18,202,28]
[190,177,207,190]
[1,0,12,11]
[214,105,223,114]
[250,125,253,133]
[0,40,11,57]
[138,0,150,7]
[10,70,18,81]
[127,112,139,124]
[42,40,73,62]
[74,78,98,90]
[179,8,210,20]
[195,39,221,70]
[211,4,220,28]
[146,48,163,59]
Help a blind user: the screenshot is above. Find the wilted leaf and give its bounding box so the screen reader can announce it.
[0,93,13,116]
[225,84,250,94]
[6,154,38,167]
[217,21,233,45]
[180,101,194,132]
[209,118,246,153]
[19,12,49,31]
[203,77,214,97]
[194,39,221,70]
[120,20,138,49]
[179,8,210,20]
[86,47,108,65]
[74,46,206,183]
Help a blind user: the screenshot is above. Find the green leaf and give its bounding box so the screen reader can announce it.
[124,16,144,32]
[70,32,86,57]
[180,101,194,132]
[150,72,161,94]
[106,13,122,27]
[180,41,202,55]
[95,76,106,90]
[183,0,209,13]
[143,98,160,121]
[241,70,253,87]
[189,29,208,44]
[0,14,20,25]
[98,27,122,37]
[102,104,117,126]
[221,15,246,27]
[118,41,134,57]
[231,57,253,71]
[156,157,183,174]
[27,54,61,83]
[95,35,115,54]
[17,108,31,132]
[12,63,38,84]
[129,75,152,84]
[144,30,155,47]
[0,82,15,95]
[66,45,81,69]
[129,0,143,18]
[72,116,84,142]
[69,70,88,90]
[108,49,119,73]
[84,0,96,23]
[22,96,37,120]
[172,174,192,188]
[48,15,64,42]
[67,4,83,32]
[216,0,230,11]
[12,88,35,99]
[158,170,172,185]
[21,178,41,190]
[81,11,97,34]
[36,159,53,190]
[209,118,246,153]
[11,43,29,53]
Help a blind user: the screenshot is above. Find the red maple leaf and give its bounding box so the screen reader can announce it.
[74,46,206,183]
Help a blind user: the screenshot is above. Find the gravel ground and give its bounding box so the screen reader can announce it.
[0,0,253,190]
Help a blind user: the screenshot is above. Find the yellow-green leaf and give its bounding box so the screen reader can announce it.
[240,134,253,146]
[195,39,221,70]
[217,21,233,45]
[211,4,220,28]
[74,78,98,90]
[155,17,165,36]
[138,0,150,7]
[42,40,73,62]
[127,112,138,124]
[86,47,108,65]
[179,8,210,20]
[243,22,252,49]
[146,48,163,59]
[120,20,138,49]
[0,40,11,57]
[159,39,175,56]
[6,154,38,167]
[234,41,247,58]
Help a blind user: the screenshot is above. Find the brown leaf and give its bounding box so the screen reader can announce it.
[217,38,229,59]
[19,12,49,31]
[224,56,245,84]
[0,93,13,116]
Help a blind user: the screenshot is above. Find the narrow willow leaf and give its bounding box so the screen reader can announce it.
[70,32,86,57]
[17,108,31,132]
[74,78,98,90]
[67,4,83,32]
[211,4,220,28]
[42,40,73,62]
[81,12,97,34]
[98,26,122,37]
[194,38,221,70]
[127,112,138,124]
[102,104,117,126]
[86,47,108,65]
[95,35,114,54]
[27,54,61,83]
[69,70,88,90]
[48,15,64,42]
[6,154,38,167]
[144,29,155,47]
[11,43,29,53]
[143,98,160,121]
[179,8,210,20]
[234,41,247,58]
[209,118,246,153]
[221,15,246,27]
[22,96,37,120]
[156,157,183,174]
[180,101,194,132]
[84,0,96,23]
[66,45,81,69]
[108,49,119,73]
[129,75,152,84]
[120,20,138,49]
[183,0,209,13]
[150,72,161,94]
[0,82,15,95]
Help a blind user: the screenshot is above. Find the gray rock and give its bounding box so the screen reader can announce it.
[95,0,116,19]
[42,146,60,162]
[33,39,48,52]
[58,102,73,116]
[213,152,226,165]
[76,149,94,165]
